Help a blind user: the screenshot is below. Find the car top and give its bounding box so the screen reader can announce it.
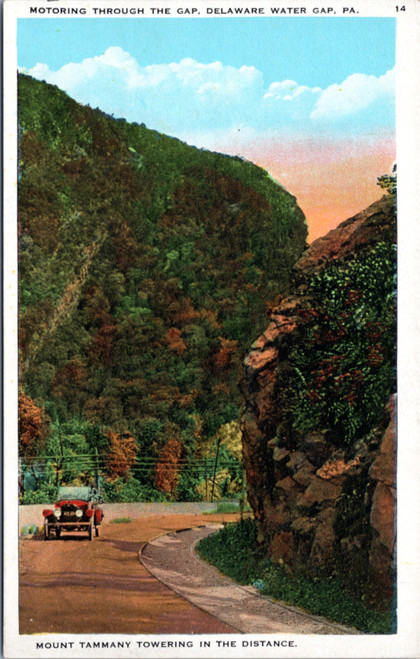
[57,486,96,502]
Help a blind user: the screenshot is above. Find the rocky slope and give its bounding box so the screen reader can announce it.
[241,194,396,605]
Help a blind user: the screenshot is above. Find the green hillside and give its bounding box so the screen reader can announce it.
[18,73,307,501]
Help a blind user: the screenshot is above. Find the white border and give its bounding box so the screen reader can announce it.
[3,1,420,657]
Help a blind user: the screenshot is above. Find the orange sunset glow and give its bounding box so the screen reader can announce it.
[226,133,396,243]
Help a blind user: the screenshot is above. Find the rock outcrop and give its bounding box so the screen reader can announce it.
[294,195,396,276]
[241,194,396,604]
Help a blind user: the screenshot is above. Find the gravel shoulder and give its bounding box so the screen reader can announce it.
[140,525,360,635]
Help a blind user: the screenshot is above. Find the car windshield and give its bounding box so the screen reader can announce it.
[57,486,92,502]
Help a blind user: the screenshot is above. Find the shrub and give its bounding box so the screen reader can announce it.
[102,477,168,502]
[198,519,264,584]
[20,482,58,504]
[197,520,394,633]
[290,242,396,445]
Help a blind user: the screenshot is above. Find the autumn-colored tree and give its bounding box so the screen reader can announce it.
[213,337,238,371]
[105,430,137,480]
[165,328,187,354]
[172,297,199,326]
[90,322,117,366]
[155,438,183,496]
[113,219,139,273]
[51,357,87,398]
[83,285,111,327]
[215,421,243,460]
[18,392,48,460]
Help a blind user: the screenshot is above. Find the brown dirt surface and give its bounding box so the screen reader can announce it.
[19,512,240,635]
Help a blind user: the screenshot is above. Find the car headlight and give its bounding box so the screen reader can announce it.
[75,509,83,518]
[53,509,61,518]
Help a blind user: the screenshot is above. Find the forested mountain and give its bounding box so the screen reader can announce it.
[18,73,307,501]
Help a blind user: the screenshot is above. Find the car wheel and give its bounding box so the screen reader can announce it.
[88,518,93,541]
[44,519,50,540]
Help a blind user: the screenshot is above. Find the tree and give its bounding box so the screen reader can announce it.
[155,438,183,496]
[377,164,397,196]
[18,392,48,460]
[105,430,137,480]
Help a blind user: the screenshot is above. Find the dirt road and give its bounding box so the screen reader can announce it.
[19,512,239,635]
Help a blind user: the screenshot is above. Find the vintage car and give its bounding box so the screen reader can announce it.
[42,486,104,540]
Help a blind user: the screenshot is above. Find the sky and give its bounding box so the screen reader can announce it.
[18,17,396,242]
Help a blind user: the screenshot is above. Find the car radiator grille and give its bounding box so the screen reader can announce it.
[60,506,80,522]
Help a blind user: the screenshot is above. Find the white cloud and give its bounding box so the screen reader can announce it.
[310,68,395,120]
[99,46,136,70]
[264,80,299,98]
[27,63,51,79]
[23,47,394,138]
[264,80,321,101]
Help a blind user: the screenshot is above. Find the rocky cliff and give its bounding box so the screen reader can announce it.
[241,194,396,605]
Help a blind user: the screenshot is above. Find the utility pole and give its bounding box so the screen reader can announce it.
[19,457,24,496]
[95,447,100,491]
[240,467,246,523]
[210,437,221,503]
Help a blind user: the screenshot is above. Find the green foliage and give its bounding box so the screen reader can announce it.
[21,525,39,536]
[20,482,58,504]
[290,241,396,445]
[203,501,251,514]
[110,517,132,524]
[101,477,168,503]
[42,418,97,485]
[377,166,397,196]
[197,520,393,633]
[175,468,205,502]
[198,519,264,584]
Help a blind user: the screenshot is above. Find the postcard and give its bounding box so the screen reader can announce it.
[3,0,420,657]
